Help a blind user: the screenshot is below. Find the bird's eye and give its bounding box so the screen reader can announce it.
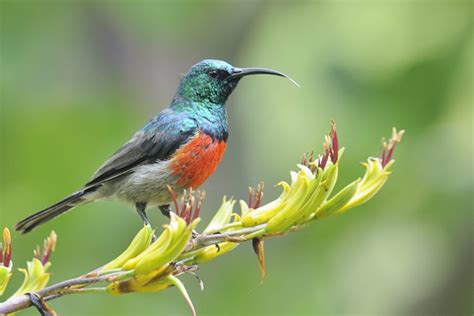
[209,70,219,79]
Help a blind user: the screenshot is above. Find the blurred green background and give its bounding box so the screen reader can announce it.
[1,1,472,315]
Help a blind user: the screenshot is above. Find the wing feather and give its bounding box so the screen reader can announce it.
[85,110,197,187]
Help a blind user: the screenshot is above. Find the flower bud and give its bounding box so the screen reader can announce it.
[107,265,174,295]
[314,178,361,218]
[101,225,153,272]
[0,265,12,296]
[0,228,12,296]
[121,225,172,271]
[203,197,235,234]
[14,258,51,296]
[336,158,392,213]
[192,242,239,264]
[265,174,310,233]
[134,216,200,276]
[295,163,339,224]
[241,181,290,227]
[12,230,57,297]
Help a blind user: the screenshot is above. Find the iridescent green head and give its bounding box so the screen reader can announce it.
[174,59,298,105]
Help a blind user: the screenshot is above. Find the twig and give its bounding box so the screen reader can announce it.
[0,272,127,314]
[0,124,402,315]
[0,221,307,315]
[186,224,266,250]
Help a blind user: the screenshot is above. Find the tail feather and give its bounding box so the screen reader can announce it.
[15,190,89,234]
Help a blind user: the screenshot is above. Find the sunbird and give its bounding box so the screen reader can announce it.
[15,59,297,234]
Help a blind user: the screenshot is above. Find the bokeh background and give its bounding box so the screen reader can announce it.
[1,1,472,315]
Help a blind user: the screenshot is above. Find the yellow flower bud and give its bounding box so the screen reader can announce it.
[337,158,392,213]
[241,181,290,227]
[134,217,200,276]
[314,178,361,218]
[101,225,153,272]
[265,174,310,233]
[203,197,235,234]
[14,258,50,296]
[0,227,12,296]
[121,225,172,271]
[192,242,239,264]
[107,267,173,295]
[0,266,12,296]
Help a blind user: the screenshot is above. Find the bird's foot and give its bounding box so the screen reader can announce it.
[28,293,56,316]
[159,205,171,218]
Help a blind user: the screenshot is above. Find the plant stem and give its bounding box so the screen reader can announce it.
[0,223,293,314]
[0,272,127,314]
[204,221,242,234]
[186,224,266,251]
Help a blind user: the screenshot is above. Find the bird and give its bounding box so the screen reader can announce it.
[15,59,298,234]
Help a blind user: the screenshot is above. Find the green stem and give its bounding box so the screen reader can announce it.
[109,270,135,282]
[96,268,122,277]
[62,287,107,295]
[243,228,266,240]
[205,221,243,234]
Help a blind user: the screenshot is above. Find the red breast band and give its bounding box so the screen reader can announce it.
[170,132,227,188]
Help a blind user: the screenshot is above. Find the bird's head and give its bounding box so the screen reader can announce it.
[175,59,298,105]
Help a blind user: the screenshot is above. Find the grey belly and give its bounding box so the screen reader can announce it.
[95,161,182,206]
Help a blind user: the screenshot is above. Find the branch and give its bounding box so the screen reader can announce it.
[0,271,129,314]
[0,123,404,315]
[0,224,284,314]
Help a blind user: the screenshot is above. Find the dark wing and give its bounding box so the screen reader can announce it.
[85,110,197,187]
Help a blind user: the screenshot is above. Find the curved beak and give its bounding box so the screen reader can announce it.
[227,67,300,87]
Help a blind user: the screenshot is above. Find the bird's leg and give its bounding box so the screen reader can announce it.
[27,293,56,316]
[159,204,171,218]
[136,202,157,242]
[136,202,151,226]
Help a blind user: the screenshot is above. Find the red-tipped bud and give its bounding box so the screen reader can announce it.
[317,120,340,169]
[318,149,329,170]
[2,228,11,268]
[300,151,317,174]
[34,231,57,265]
[380,128,405,167]
[170,187,206,224]
[192,191,206,221]
[167,185,180,215]
[329,120,339,164]
[248,182,264,209]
